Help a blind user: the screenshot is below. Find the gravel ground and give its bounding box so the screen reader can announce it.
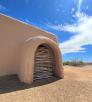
[0,65,92,102]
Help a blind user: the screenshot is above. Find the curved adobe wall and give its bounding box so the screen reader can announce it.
[19,36,63,84]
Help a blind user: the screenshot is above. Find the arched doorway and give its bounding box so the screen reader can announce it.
[34,44,55,80]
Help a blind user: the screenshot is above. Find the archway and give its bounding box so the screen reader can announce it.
[34,44,55,80]
[19,36,63,84]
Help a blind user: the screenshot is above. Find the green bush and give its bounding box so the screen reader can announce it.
[63,59,84,66]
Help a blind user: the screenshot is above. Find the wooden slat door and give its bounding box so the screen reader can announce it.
[34,44,55,80]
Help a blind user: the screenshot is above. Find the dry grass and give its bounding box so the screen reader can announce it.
[0,65,92,102]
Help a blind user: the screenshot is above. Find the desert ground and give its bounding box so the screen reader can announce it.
[0,65,92,102]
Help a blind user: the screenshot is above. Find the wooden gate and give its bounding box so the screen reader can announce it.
[34,44,55,80]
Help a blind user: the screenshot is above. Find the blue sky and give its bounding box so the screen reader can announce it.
[0,0,92,62]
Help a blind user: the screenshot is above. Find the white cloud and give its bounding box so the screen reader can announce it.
[61,24,77,33]
[0,4,6,11]
[78,0,83,12]
[60,13,92,54]
[71,8,75,14]
[48,12,92,54]
[47,23,77,33]
[47,23,63,31]
[25,19,30,23]
[72,8,75,12]
[48,0,91,55]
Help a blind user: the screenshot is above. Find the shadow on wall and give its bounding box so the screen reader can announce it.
[0,75,60,94]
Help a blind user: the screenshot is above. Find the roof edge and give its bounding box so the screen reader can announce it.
[0,13,56,37]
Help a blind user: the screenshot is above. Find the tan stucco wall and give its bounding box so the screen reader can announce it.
[0,13,63,84]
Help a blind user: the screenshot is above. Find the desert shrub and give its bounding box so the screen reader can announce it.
[63,59,84,66]
[63,61,70,65]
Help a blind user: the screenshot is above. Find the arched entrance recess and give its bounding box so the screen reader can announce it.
[19,36,64,84]
[34,44,55,80]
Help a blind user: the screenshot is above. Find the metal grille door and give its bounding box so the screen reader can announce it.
[34,44,55,80]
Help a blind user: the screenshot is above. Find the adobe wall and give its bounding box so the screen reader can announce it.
[0,14,58,76]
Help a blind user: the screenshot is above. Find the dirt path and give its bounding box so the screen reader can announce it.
[0,65,92,102]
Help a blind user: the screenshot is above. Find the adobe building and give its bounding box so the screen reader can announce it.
[0,13,64,84]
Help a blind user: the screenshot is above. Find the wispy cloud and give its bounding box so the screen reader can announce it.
[47,23,77,33]
[61,13,92,54]
[25,19,31,23]
[47,0,92,55]
[0,4,7,11]
[48,12,92,54]
[78,0,83,12]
